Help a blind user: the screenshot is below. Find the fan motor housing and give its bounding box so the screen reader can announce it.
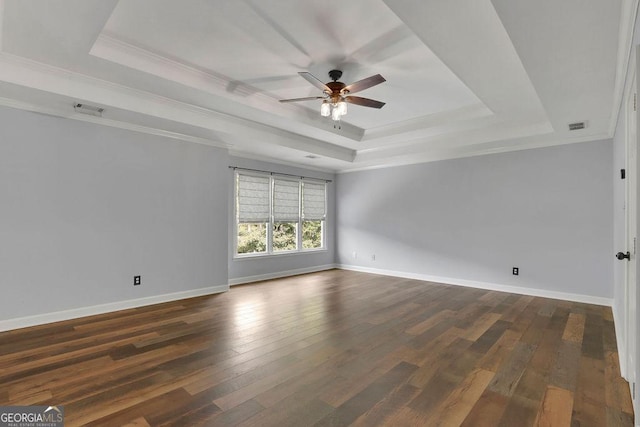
[326,81,347,93]
[328,69,343,81]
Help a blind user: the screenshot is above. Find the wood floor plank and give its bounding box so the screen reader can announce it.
[122,417,151,427]
[549,340,582,391]
[407,371,459,414]
[196,398,263,427]
[0,270,632,426]
[82,388,203,427]
[581,312,605,360]
[426,368,495,426]
[534,385,573,427]
[571,356,607,426]
[487,341,536,397]
[239,397,333,427]
[562,312,586,343]
[408,336,472,388]
[404,309,454,335]
[468,319,512,354]
[498,394,540,426]
[459,312,502,341]
[461,390,509,427]
[212,347,338,411]
[607,406,636,427]
[351,383,421,427]
[314,361,418,427]
[604,351,634,415]
[476,329,521,373]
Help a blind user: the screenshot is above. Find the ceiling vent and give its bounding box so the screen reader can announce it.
[74,103,104,117]
[568,121,586,131]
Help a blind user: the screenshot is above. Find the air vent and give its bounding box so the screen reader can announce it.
[305,155,320,159]
[74,103,104,117]
[568,122,585,131]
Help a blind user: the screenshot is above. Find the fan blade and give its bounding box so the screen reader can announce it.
[342,74,386,94]
[299,72,331,92]
[279,96,325,103]
[345,96,385,109]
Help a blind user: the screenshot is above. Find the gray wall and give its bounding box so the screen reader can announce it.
[228,156,336,283]
[0,106,229,322]
[337,140,613,299]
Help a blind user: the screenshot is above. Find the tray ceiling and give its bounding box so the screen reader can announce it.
[0,0,633,171]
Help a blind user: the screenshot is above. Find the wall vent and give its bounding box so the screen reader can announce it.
[568,122,585,131]
[74,103,104,117]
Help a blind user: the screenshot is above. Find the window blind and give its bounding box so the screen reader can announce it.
[237,174,270,222]
[273,178,300,222]
[302,181,326,220]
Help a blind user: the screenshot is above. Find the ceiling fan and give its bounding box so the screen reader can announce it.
[280,70,386,122]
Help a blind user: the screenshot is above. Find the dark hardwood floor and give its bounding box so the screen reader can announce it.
[0,269,634,426]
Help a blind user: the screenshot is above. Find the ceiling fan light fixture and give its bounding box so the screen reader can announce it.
[281,70,385,123]
[337,101,347,116]
[320,101,331,117]
[331,106,341,121]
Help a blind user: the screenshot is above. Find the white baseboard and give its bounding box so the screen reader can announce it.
[337,264,613,307]
[612,304,637,416]
[3,265,613,332]
[0,284,229,332]
[229,264,337,286]
[612,302,628,378]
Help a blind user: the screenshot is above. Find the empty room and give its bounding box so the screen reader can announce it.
[0,0,639,426]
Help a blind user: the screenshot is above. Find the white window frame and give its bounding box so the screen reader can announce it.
[234,171,327,258]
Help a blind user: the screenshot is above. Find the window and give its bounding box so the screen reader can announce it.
[302,181,325,250]
[235,171,326,256]
[273,178,299,252]
[236,174,269,254]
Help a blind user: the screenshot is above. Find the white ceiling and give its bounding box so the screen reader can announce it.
[0,0,635,172]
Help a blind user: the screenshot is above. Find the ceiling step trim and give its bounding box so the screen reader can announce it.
[0,52,355,162]
[90,33,365,143]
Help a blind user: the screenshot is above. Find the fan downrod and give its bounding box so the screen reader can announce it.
[328,69,343,82]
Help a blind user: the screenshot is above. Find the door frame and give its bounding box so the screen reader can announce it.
[622,44,640,413]
[633,45,640,416]
[624,61,637,386]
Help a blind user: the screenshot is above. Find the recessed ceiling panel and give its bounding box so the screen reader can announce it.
[100,0,483,129]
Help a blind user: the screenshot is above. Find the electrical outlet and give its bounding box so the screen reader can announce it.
[134,275,141,286]
[512,267,519,276]
[352,251,357,259]
[371,254,376,261]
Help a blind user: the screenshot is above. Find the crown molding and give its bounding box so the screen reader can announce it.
[339,131,610,173]
[0,95,233,149]
[228,149,337,174]
[355,118,553,160]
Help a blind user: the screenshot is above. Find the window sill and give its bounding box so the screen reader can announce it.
[233,248,327,261]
